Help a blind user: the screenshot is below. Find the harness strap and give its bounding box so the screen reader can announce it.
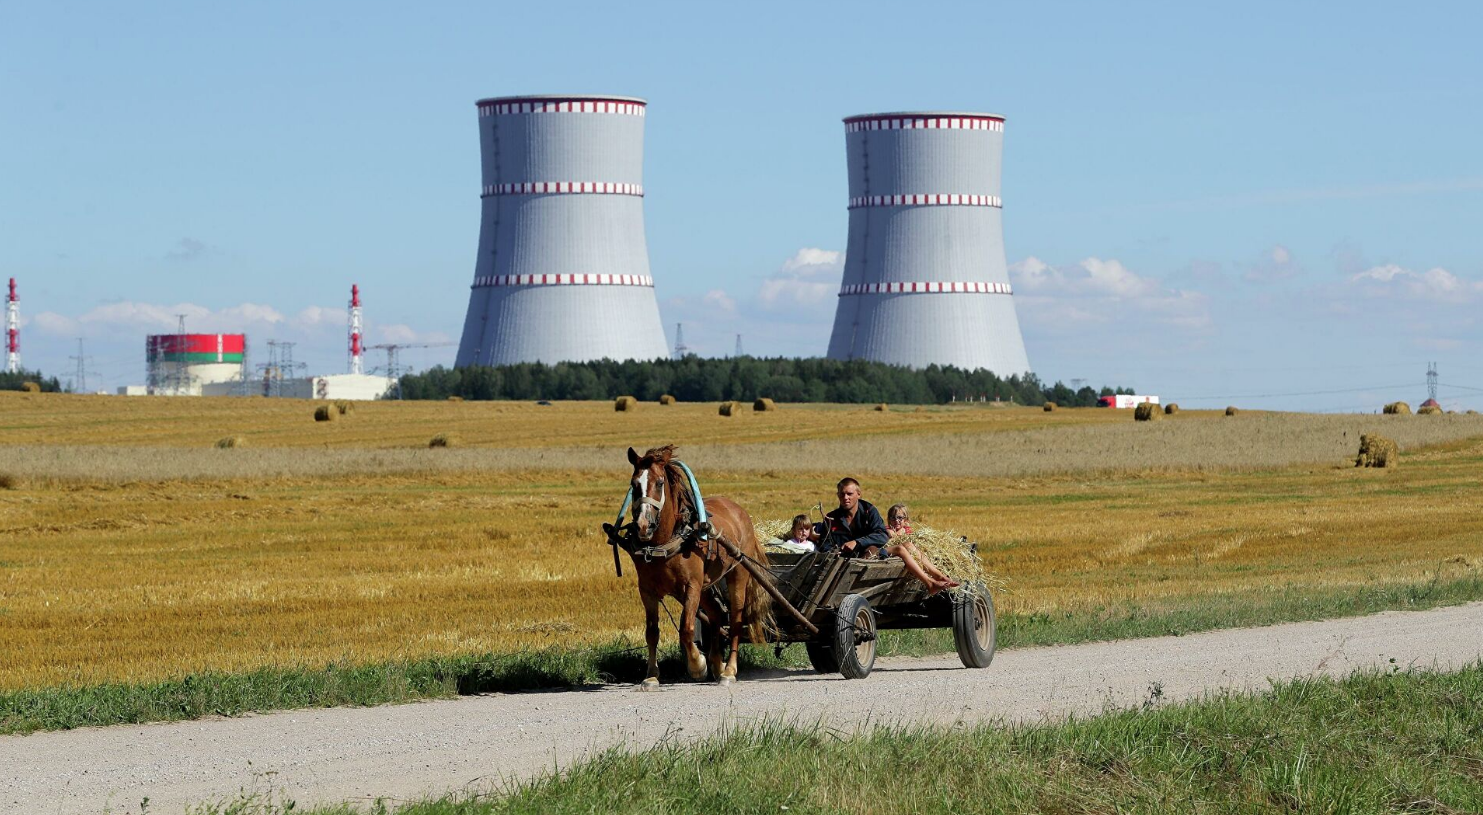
[675,461,709,539]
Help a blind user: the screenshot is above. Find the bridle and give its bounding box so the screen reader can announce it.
[632,467,668,542]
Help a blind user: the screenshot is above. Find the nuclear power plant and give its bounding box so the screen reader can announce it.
[455,94,670,366]
[825,111,1031,375]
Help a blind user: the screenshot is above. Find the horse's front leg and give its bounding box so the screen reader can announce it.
[679,586,708,680]
[721,572,748,684]
[639,589,661,690]
[699,590,725,682]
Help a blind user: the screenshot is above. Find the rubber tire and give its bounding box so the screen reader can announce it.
[952,583,997,669]
[834,594,877,679]
[805,641,839,674]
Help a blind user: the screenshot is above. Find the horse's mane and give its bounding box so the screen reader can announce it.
[641,445,697,525]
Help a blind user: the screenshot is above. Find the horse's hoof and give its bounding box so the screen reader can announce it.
[717,675,736,687]
[636,678,660,691]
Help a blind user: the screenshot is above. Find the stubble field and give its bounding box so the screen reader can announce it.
[1,392,1482,699]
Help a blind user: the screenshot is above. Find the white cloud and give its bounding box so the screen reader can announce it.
[293,305,345,328]
[701,289,737,313]
[1010,256,1211,332]
[757,247,843,312]
[1348,264,1482,302]
[31,312,78,336]
[1243,244,1299,283]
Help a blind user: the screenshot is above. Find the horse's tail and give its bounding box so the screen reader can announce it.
[742,538,773,643]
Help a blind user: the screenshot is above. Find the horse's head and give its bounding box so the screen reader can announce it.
[627,445,677,542]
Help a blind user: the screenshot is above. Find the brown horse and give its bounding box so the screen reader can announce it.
[623,445,771,687]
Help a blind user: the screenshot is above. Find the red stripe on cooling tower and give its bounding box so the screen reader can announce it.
[848,194,1001,209]
[836,282,1014,297]
[147,334,245,355]
[478,98,647,117]
[481,182,643,198]
[470,275,654,289]
[843,114,1004,133]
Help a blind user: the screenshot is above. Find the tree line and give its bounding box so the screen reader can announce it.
[398,357,1129,407]
[0,369,64,392]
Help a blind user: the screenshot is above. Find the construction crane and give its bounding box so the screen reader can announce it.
[367,342,454,399]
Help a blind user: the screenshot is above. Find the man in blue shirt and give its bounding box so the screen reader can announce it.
[814,477,889,558]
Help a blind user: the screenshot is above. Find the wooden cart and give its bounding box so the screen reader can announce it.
[757,549,996,679]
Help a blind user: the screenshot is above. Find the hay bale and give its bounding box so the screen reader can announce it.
[659,394,676,406]
[1355,434,1399,468]
[335,400,354,415]
[447,395,464,403]
[429,433,460,448]
[1164,403,1180,415]
[21,382,40,393]
[1383,401,1412,415]
[1468,410,1479,416]
[313,405,337,422]
[718,401,743,417]
[215,436,246,449]
[753,397,777,412]
[1418,404,1443,415]
[614,395,638,412]
[1134,403,1162,422]
[0,473,22,490]
[874,403,888,412]
[1043,402,1057,412]
[1225,406,1239,416]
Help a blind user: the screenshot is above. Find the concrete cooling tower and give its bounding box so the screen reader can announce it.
[826,111,1031,375]
[455,95,669,366]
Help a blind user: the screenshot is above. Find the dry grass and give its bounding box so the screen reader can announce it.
[214,436,246,449]
[1,395,1482,691]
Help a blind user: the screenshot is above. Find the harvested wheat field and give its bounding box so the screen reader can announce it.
[1,392,1482,691]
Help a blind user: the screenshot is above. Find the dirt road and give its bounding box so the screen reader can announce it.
[6,603,1483,814]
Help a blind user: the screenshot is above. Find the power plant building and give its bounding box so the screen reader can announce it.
[826,111,1031,375]
[455,94,669,366]
[146,333,248,395]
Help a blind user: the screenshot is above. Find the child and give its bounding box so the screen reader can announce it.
[777,513,816,553]
[883,504,959,594]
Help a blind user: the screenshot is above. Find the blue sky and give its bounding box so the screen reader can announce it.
[4,1,1481,410]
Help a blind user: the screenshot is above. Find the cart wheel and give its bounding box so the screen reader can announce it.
[834,594,877,679]
[952,583,996,669]
[805,642,839,674]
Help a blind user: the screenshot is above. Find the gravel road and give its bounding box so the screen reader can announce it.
[6,602,1483,814]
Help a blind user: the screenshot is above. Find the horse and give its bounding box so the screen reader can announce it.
[622,444,772,687]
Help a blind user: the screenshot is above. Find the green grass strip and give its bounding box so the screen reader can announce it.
[229,662,1483,814]
[4,574,1482,736]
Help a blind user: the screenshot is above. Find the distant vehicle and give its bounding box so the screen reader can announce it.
[1098,394,1160,409]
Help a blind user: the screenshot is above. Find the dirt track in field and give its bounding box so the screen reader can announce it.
[6,603,1483,814]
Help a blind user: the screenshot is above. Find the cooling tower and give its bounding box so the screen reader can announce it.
[826,111,1031,375]
[455,94,669,366]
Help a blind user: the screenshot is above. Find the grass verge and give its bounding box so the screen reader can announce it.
[213,661,1483,814]
[6,574,1482,736]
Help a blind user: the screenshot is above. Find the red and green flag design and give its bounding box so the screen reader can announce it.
[146,334,246,364]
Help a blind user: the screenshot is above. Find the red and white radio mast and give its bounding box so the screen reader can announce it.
[348,283,363,375]
[6,278,18,374]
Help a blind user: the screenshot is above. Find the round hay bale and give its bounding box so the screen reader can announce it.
[1134,403,1162,422]
[1383,401,1412,415]
[335,400,354,416]
[753,397,777,412]
[429,433,460,448]
[1164,403,1180,415]
[874,403,888,412]
[718,401,742,417]
[1418,404,1443,415]
[658,394,676,406]
[1042,402,1057,412]
[313,405,337,422]
[1468,410,1479,416]
[447,395,464,403]
[0,473,21,490]
[1225,406,1239,416]
[20,382,40,393]
[215,436,246,449]
[614,395,638,412]
[1355,433,1399,468]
